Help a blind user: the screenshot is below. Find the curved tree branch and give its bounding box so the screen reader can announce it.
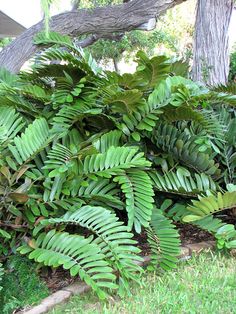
[0,0,186,73]
[76,33,124,48]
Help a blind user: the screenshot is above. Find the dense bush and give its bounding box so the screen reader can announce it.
[0,255,49,314]
[229,51,236,82]
[0,32,236,299]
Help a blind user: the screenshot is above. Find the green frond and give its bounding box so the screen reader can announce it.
[150,123,220,175]
[41,206,142,296]
[210,91,236,106]
[163,106,203,122]
[34,31,73,48]
[78,146,151,179]
[43,143,73,171]
[149,168,217,196]
[163,107,225,140]
[34,33,101,75]
[0,106,25,148]
[165,202,228,239]
[52,102,101,134]
[183,191,236,222]
[51,72,77,105]
[165,202,190,222]
[135,51,170,88]
[226,116,236,145]
[20,84,50,102]
[93,130,122,153]
[119,99,162,136]
[147,206,181,271]
[192,215,226,234]
[18,229,117,299]
[21,63,85,84]
[114,170,154,233]
[170,60,189,77]
[219,145,236,185]
[25,198,85,224]
[104,89,144,114]
[78,179,124,209]
[8,118,51,165]
[212,82,236,95]
[32,48,88,74]
[0,68,18,87]
[148,76,200,109]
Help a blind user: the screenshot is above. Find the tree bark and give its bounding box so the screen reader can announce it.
[0,0,185,73]
[192,0,234,86]
[113,58,120,73]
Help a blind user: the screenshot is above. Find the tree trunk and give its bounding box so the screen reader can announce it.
[192,0,234,86]
[113,58,120,73]
[0,0,185,73]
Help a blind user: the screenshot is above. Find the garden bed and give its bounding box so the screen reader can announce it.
[38,224,214,294]
[17,240,215,314]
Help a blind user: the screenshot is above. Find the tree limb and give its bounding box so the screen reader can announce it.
[76,32,124,48]
[0,0,186,73]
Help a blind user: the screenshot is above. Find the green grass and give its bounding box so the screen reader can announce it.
[0,254,49,314]
[50,253,236,314]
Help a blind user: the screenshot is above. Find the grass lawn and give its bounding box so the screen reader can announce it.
[50,253,236,314]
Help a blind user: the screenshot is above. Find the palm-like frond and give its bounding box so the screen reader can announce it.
[135,51,170,88]
[93,130,122,153]
[114,170,154,233]
[34,31,74,48]
[8,118,51,165]
[147,206,180,271]
[165,202,228,238]
[104,89,144,114]
[18,229,117,299]
[150,123,220,175]
[0,106,25,148]
[149,168,217,196]
[119,99,162,136]
[52,102,101,135]
[41,205,142,296]
[20,84,50,102]
[163,107,225,141]
[212,82,236,95]
[34,32,101,75]
[79,146,151,178]
[183,191,236,222]
[78,179,124,209]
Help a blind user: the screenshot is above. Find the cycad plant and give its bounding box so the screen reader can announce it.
[0,31,236,297]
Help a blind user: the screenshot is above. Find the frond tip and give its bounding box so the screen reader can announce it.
[147,207,181,271]
[183,191,236,222]
[114,170,154,233]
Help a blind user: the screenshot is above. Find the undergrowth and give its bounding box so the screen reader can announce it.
[0,255,49,314]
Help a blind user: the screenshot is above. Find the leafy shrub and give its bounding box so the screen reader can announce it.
[229,51,236,82]
[0,31,236,299]
[0,255,49,314]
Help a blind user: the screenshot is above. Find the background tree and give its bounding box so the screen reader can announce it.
[192,0,234,85]
[0,0,235,86]
[84,1,194,72]
[0,0,189,73]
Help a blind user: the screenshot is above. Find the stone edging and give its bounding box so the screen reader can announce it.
[18,241,215,314]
